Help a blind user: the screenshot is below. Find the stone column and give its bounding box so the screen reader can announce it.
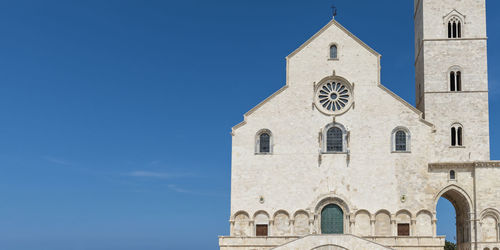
[229,220,235,236]
[370,219,376,236]
[391,216,398,236]
[250,220,255,236]
[391,215,397,236]
[432,219,437,237]
[411,219,417,236]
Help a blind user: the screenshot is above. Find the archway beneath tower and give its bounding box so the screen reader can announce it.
[435,187,472,250]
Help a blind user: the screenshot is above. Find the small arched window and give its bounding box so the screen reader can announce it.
[327,127,343,152]
[256,130,272,154]
[450,170,456,180]
[448,17,462,38]
[392,127,411,152]
[330,45,338,59]
[323,123,346,153]
[451,124,463,147]
[259,133,270,153]
[450,69,462,91]
[395,131,407,151]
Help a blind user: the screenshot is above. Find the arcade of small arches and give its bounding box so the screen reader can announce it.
[230,207,442,238]
[230,195,500,247]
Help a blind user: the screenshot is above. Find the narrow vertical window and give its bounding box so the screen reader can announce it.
[451,124,463,147]
[447,18,463,39]
[330,45,338,59]
[450,69,463,92]
[451,127,457,146]
[450,71,456,91]
[456,71,462,91]
[453,22,457,38]
[457,22,462,38]
[448,22,452,38]
[259,133,270,153]
[450,170,456,180]
[457,127,463,146]
[395,131,407,152]
[327,127,343,152]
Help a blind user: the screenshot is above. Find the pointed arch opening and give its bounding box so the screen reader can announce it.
[447,16,463,39]
[435,186,473,249]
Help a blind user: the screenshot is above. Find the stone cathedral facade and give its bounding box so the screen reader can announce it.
[219,1,500,249]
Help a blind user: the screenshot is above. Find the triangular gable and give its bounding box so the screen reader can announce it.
[286,18,380,59]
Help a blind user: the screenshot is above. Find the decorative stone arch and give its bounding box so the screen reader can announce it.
[255,129,273,154]
[231,210,251,237]
[395,210,413,222]
[312,244,348,250]
[479,208,500,242]
[433,184,474,214]
[480,208,500,221]
[273,210,291,236]
[416,209,434,236]
[293,209,311,218]
[395,209,413,236]
[434,184,474,246]
[321,122,348,153]
[313,195,351,234]
[273,209,290,219]
[354,209,372,217]
[353,209,371,236]
[374,209,392,236]
[253,210,271,236]
[391,126,411,152]
[253,210,270,221]
[231,210,250,220]
[292,209,311,236]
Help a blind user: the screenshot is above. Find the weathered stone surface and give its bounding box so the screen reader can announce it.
[221,0,500,249]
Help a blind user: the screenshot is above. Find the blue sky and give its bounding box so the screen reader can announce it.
[0,0,498,249]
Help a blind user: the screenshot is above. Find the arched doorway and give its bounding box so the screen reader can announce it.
[321,204,344,234]
[436,186,472,250]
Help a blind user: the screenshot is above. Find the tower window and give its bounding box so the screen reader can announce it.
[330,45,338,59]
[450,170,456,180]
[256,130,273,154]
[448,17,462,38]
[450,69,462,91]
[451,124,463,147]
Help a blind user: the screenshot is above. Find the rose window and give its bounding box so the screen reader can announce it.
[315,79,353,115]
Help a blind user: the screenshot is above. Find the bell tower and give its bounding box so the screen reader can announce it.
[414,0,490,161]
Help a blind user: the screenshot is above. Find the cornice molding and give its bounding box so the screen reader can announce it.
[429,161,500,169]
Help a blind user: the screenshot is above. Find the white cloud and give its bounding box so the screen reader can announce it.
[44,156,72,166]
[167,184,224,197]
[124,170,195,179]
[126,171,172,178]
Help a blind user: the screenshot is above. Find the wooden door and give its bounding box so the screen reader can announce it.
[321,204,344,234]
[398,223,410,236]
[256,225,268,236]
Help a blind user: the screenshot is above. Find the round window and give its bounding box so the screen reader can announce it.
[315,78,353,115]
